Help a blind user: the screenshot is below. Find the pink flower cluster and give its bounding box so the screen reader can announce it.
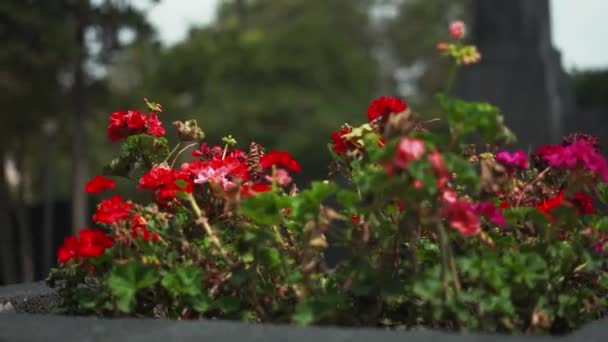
[540,141,608,182]
[496,151,529,172]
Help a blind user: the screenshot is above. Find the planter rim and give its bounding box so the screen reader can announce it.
[2,282,607,342]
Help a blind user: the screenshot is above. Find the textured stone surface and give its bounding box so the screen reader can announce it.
[1,283,608,341]
[0,282,61,314]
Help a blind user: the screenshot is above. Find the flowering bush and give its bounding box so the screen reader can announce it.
[48,23,608,334]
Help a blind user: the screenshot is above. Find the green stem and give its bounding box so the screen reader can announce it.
[170,142,199,168]
[163,142,182,164]
[445,64,460,95]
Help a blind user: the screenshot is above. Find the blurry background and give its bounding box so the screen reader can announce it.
[1,0,607,284]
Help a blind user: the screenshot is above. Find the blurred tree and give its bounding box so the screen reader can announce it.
[110,0,378,183]
[386,0,470,108]
[0,0,155,283]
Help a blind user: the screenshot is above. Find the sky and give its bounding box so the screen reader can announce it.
[133,0,608,70]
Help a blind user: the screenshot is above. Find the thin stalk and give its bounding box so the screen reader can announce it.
[436,221,461,297]
[515,167,551,207]
[170,142,199,168]
[445,64,460,95]
[188,195,234,266]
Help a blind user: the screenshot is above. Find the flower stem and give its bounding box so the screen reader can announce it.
[436,221,461,298]
[187,195,234,266]
[170,142,199,169]
[445,64,460,95]
[515,167,551,207]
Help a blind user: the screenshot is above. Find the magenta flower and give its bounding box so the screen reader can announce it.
[473,202,506,228]
[495,151,529,171]
[543,141,608,182]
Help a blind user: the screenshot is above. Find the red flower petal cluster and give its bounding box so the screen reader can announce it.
[131,216,159,243]
[260,151,301,173]
[441,199,481,237]
[92,196,133,225]
[366,96,407,122]
[191,143,223,159]
[78,229,115,258]
[241,183,272,198]
[535,191,566,220]
[57,229,114,264]
[571,192,595,216]
[331,127,356,155]
[138,167,194,205]
[107,110,165,143]
[85,176,115,194]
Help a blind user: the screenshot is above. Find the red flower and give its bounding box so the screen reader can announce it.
[92,196,132,225]
[260,151,301,173]
[138,167,193,206]
[85,176,115,194]
[331,127,355,155]
[57,237,79,264]
[241,183,272,198]
[535,191,566,222]
[131,216,157,242]
[107,111,129,142]
[351,215,360,224]
[127,110,147,132]
[147,114,165,137]
[77,229,114,258]
[441,199,481,237]
[571,192,595,216]
[191,143,223,159]
[366,96,407,122]
[106,110,165,142]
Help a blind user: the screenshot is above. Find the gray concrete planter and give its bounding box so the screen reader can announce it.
[1,283,608,341]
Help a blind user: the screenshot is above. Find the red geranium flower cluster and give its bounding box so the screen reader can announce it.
[107,110,165,143]
[92,196,133,225]
[535,191,595,221]
[331,126,356,155]
[260,151,301,173]
[138,166,194,206]
[131,216,159,243]
[366,96,407,122]
[57,229,114,264]
[85,176,115,194]
[441,199,481,237]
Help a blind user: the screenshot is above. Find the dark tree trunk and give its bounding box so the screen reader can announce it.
[71,1,90,234]
[14,143,34,282]
[235,0,249,30]
[0,151,17,284]
[42,119,58,275]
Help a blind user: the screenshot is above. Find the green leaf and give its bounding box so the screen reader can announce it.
[293,301,316,326]
[108,261,160,313]
[160,265,204,298]
[239,192,288,225]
